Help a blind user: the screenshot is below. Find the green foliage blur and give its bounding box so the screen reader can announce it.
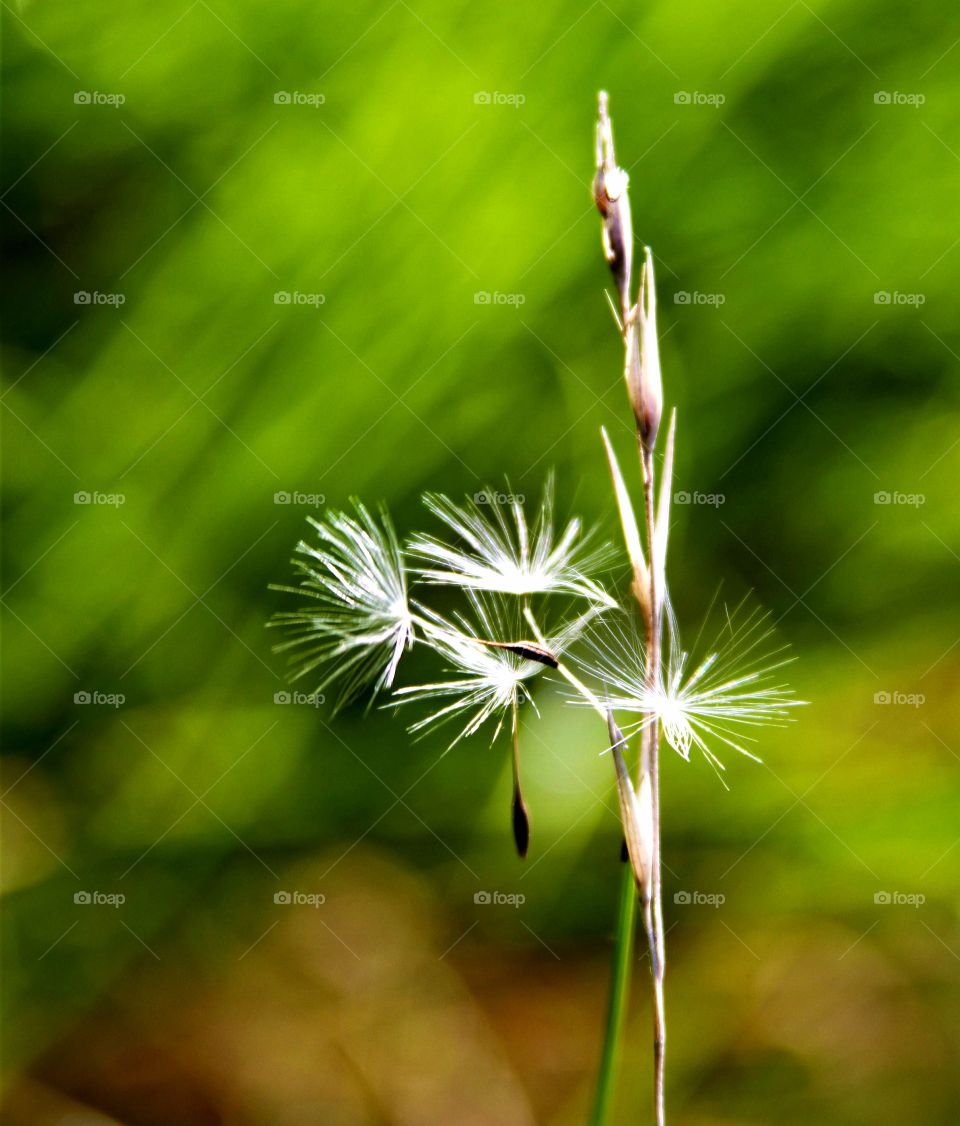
[3,1,960,1122]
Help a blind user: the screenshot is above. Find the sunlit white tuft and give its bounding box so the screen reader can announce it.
[395,595,595,747]
[575,599,804,780]
[409,480,616,606]
[270,502,414,710]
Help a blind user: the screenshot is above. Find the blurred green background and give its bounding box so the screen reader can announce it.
[3,1,959,1122]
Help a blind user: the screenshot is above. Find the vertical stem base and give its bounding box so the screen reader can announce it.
[590,864,637,1126]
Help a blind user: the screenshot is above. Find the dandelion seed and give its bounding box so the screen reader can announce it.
[575,599,804,778]
[394,594,595,747]
[396,595,599,858]
[393,599,542,747]
[409,479,616,606]
[270,502,414,710]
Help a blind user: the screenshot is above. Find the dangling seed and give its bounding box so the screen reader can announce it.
[512,785,531,859]
[510,697,530,858]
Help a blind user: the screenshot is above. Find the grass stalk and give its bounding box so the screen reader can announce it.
[642,444,667,1126]
[592,90,668,1126]
[590,863,637,1126]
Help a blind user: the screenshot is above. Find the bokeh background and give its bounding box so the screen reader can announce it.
[3,1,960,1122]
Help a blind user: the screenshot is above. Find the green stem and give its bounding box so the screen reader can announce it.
[590,863,638,1126]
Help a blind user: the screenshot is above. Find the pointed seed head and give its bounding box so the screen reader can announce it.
[594,91,634,320]
[635,247,664,452]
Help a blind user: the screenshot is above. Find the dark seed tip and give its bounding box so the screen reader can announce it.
[512,793,530,859]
